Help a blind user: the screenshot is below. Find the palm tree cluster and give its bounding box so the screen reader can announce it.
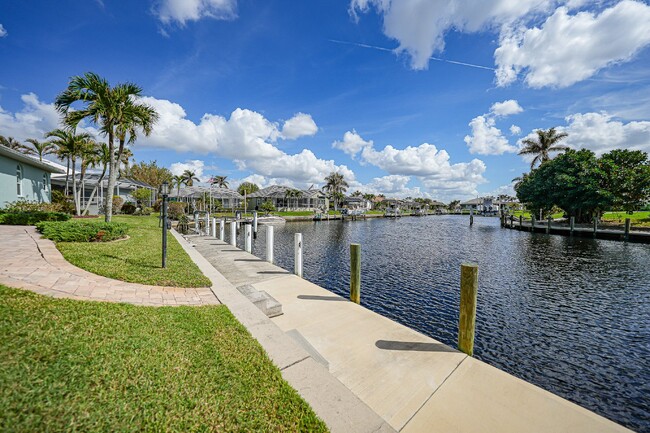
[55,72,159,222]
[1,135,57,161]
[323,172,349,211]
[284,188,303,210]
[518,127,568,169]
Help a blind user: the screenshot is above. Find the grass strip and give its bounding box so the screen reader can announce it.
[55,215,211,287]
[0,285,328,432]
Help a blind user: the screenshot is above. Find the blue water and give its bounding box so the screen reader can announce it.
[240,215,650,432]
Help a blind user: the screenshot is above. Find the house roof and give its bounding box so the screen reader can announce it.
[430,200,446,207]
[51,173,155,189]
[0,146,65,173]
[169,186,243,199]
[460,197,484,205]
[248,185,325,199]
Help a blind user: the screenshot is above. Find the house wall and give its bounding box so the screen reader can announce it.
[0,154,51,208]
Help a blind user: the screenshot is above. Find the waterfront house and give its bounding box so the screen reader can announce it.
[169,185,243,211]
[460,196,500,214]
[247,185,328,211]
[0,146,64,208]
[344,196,372,210]
[51,173,156,215]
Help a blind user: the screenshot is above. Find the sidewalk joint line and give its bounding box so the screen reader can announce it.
[280,356,310,371]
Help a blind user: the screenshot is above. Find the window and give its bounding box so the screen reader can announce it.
[16,165,23,196]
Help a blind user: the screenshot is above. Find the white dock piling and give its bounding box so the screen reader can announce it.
[294,233,303,278]
[229,221,237,247]
[219,218,225,241]
[266,225,274,264]
[211,217,216,237]
[245,224,252,253]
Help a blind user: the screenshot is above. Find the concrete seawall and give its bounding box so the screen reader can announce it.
[181,232,632,433]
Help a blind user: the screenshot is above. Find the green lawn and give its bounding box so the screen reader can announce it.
[602,211,650,226]
[56,215,211,287]
[511,210,564,219]
[0,285,327,432]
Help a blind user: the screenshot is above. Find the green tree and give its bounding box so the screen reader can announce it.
[132,188,153,207]
[25,138,56,161]
[210,175,229,188]
[171,175,185,196]
[237,182,259,196]
[260,200,276,215]
[55,72,158,222]
[599,149,650,213]
[124,160,173,191]
[182,170,199,186]
[323,172,349,211]
[0,136,30,152]
[518,127,569,169]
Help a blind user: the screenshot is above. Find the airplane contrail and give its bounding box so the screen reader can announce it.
[328,39,495,71]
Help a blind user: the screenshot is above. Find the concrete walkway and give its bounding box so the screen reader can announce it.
[0,226,219,306]
[189,234,631,433]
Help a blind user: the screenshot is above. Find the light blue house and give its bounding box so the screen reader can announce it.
[0,145,64,208]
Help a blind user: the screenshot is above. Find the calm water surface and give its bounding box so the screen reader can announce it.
[241,215,649,432]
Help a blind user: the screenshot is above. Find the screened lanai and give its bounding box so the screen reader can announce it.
[169,186,243,210]
[247,185,328,211]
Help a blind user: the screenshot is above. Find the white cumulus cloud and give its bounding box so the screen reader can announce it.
[561,112,650,154]
[154,0,237,25]
[280,113,318,139]
[490,99,523,117]
[0,24,7,37]
[332,129,373,157]
[464,99,521,155]
[170,160,206,181]
[495,1,650,88]
[510,125,522,135]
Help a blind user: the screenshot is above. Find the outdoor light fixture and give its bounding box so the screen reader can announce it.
[161,181,169,268]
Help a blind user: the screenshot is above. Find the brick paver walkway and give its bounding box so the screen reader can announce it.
[0,226,220,306]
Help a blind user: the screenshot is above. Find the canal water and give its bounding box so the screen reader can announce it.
[242,215,649,432]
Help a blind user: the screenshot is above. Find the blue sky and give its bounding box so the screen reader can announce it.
[1,0,650,200]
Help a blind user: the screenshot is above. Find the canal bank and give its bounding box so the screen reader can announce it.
[177,230,631,433]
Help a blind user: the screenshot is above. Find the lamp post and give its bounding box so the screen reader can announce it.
[161,181,169,268]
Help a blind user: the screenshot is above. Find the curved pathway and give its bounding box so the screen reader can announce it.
[0,226,219,306]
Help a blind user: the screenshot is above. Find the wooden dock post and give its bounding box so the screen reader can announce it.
[593,216,598,237]
[266,225,274,263]
[244,224,252,253]
[219,218,225,241]
[570,217,575,235]
[458,263,478,357]
[470,208,474,226]
[519,215,523,228]
[531,215,536,232]
[547,216,552,234]
[350,243,361,304]
[625,218,631,241]
[294,233,303,277]
[229,221,236,247]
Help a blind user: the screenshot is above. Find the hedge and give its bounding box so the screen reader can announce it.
[0,211,71,225]
[36,221,129,242]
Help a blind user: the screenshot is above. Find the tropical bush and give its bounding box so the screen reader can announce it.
[121,202,136,215]
[36,221,128,242]
[168,202,186,220]
[260,200,276,215]
[51,190,76,214]
[0,211,71,225]
[176,213,190,234]
[112,196,124,214]
[134,206,153,216]
[3,199,64,213]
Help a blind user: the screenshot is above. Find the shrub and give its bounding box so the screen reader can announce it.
[152,199,162,212]
[260,200,276,215]
[168,202,186,220]
[121,202,136,215]
[4,199,64,213]
[112,196,124,214]
[0,211,71,225]
[133,207,153,216]
[177,213,190,234]
[51,191,75,214]
[36,221,129,242]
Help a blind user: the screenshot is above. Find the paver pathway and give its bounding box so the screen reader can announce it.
[0,226,219,306]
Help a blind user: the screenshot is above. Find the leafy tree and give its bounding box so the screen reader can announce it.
[124,160,173,191]
[25,138,56,161]
[55,72,159,222]
[448,200,460,211]
[518,127,569,169]
[598,149,650,213]
[237,182,259,196]
[323,172,348,211]
[260,200,276,215]
[132,188,153,207]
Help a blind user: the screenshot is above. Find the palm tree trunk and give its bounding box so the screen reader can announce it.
[65,158,70,196]
[82,165,106,215]
[71,158,80,216]
[104,132,116,222]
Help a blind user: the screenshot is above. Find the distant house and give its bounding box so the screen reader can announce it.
[460,197,500,213]
[51,173,156,215]
[169,185,243,210]
[0,146,64,208]
[344,196,372,210]
[248,185,329,211]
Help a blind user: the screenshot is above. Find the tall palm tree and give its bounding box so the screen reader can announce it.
[518,127,569,169]
[118,148,133,176]
[55,72,158,222]
[182,170,199,187]
[0,136,30,153]
[25,138,56,161]
[46,128,93,215]
[323,172,349,211]
[172,175,185,196]
[81,143,111,215]
[210,175,229,188]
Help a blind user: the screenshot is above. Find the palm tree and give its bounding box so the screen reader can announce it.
[25,138,56,161]
[518,128,569,169]
[118,148,133,176]
[46,128,93,215]
[0,136,30,153]
[55,72,158,222]
[210,175,229,188]
[323,172,349,211]
[81,143,111,215]
[351,190,363,197]
[182,170,199,186]
[172,175,185,196]
[237,182,259,196]
[284,189,296,210]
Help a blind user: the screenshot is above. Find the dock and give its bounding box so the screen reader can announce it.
[503,218,650,243]
[178,230,632,433]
